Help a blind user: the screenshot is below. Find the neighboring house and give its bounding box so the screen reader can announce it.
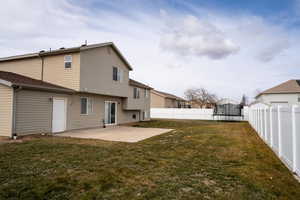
[187,100,215,109]
[0,42,152,137]
[256,79,300,106]
[150,90,188,108]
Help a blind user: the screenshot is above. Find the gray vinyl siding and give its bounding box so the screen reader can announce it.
[15,90,70,135]
[80,46,131,97]
[14,89,140,135]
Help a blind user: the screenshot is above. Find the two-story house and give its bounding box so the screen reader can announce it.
[0,42,152,137]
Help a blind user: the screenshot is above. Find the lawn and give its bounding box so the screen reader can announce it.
[0,120,299,200]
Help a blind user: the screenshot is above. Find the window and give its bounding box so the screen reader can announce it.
[113,67,118,81]
[112,67,123,82]
[80,97,88,114]
[144,89,149,98]
[64,55,72,68]
[133,88,140,99]
[298,95,300,102]
[132,114,136,119]
[80,97,93,115]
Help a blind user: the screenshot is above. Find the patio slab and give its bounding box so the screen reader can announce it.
[56,126,173,142]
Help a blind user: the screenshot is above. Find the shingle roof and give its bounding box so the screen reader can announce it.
[152,90,186,101]
[257,79,300,97]
[0,71,74,93]
[129,79,152,89]
[0,42,133,70]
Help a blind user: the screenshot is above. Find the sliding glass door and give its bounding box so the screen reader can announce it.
[105,101,117,125]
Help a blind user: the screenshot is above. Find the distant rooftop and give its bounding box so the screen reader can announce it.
[257,79,300,98]
[129,79,152,89]
[152,89,186,101]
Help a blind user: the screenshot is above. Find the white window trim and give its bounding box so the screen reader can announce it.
[113,66,124,82]
[64,55,72,69]
[88,98,93,114]
[134,87,140,99]
[104,101,118,125]
[145,89,148,98]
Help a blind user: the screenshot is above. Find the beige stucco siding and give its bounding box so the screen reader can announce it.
[0,84,13,137]
[80,47,130,97]
[43,53,80,91]
[0,58,42,80]
[150,92,166,108]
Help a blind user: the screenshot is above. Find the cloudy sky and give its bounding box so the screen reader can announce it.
[1,0,300,101]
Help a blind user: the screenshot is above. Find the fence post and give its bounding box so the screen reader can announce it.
[269,107,273,148]
[256,109,259,132]
[260,108,263,137]
[264,107,268,141]
[292,105,298,172]
[278,106,282,157]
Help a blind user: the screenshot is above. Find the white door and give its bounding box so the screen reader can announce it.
[104,101,117,125]
[52,98,66,133]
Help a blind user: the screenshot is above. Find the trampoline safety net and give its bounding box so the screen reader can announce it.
[213,103,242,117]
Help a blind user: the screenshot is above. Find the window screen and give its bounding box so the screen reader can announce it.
[113,67,118,81]
[81,98,88,114]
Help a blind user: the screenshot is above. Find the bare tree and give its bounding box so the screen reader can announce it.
[184,87,218,108]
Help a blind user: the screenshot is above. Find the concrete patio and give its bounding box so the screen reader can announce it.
[55,126,173,142]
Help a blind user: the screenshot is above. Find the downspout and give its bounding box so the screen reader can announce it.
[12,86,22,138]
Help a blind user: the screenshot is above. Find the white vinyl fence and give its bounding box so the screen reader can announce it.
[150,108,248,121]
[248,106,300,175]
[151,108,214,120]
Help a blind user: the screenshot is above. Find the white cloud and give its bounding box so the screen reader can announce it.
[160,15,240,59]
[0,0,300,101]
[256,40,290,62]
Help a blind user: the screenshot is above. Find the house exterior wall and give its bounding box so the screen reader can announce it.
[257,93,300,106]
[15,90,71,135]
[0,58,42,80]
[0,84,13,137]
[14,89,141,135]
[124,86,150,112]
[43,53,81,91]
[165,98,178,108]
[80,46,130,97]
[150,92,166,108]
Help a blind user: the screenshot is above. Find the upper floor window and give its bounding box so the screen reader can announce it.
[133,88,140,99]
[113,66,123,82]
[144,89,149,98]
[64,55,72,69]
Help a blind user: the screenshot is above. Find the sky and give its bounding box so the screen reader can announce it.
[1,0,300,102]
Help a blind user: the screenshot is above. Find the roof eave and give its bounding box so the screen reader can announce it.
[13,83,75,93]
